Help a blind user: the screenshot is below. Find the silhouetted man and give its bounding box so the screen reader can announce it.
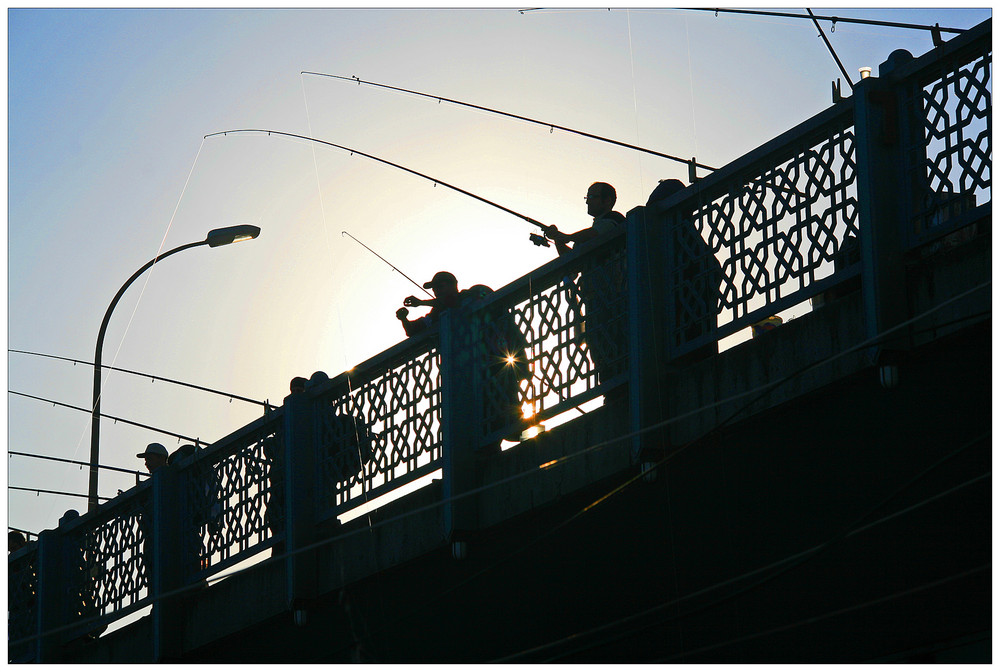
[396,271,469,337]
[543,182,625,255]
[136,442,168,474]
[543,182,628,388]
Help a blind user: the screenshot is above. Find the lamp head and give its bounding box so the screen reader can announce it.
[206,224,261,248]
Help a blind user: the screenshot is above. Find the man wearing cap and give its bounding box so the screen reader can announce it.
[395,271,470,337]
[137,442,168,474]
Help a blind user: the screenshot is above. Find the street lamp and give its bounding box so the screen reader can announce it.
[87,225,260,512]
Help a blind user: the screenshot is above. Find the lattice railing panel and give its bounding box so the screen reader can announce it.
[470,235,628,444]
[687,124,858,339]
[192,427,278,579]
[317,344,442,516]
[904,37,991,247]
[85,496,149,617]
[8,546,38,652]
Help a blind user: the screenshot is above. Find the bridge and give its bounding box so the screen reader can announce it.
[9,19,991,663]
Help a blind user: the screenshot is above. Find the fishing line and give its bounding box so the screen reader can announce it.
[341,231,433,297]
[39,140,208,531]
[301,72,718,174]
[299,73,337,263]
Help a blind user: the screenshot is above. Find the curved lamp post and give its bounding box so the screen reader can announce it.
[87,224,261,512]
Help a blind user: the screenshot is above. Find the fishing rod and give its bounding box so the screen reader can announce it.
[341,231,433,297]
[9,485,111,502]
[301,71,718,177]
[9,349,272,410]
[206,129,556,247]
[9,390,204,446]
[9,450,146,478]
[807,8,853,87]
[686,8,966,37]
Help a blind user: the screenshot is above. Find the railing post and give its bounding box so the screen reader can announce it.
[627,205,671,467]
[440,311,478,556]
[33,529,63,662]
[283,390,318,619]
[150,466,184,661]
[853,50,914,369]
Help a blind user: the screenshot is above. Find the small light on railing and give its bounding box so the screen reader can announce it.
[859,67,872,79]
[522,425,543,440]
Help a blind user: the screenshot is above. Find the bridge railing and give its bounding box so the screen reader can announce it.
[643,101,860,360]
[10,18,991,662]
[309,334,443,523]
[894,19,991,253]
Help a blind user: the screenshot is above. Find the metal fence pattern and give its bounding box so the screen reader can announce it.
[82,494,151,619]
[673,112,858,351]
[903,36,991,248]
[182,415,282,582]
[8,546,38,652]
[472,234,629,446]
[315,341,442,519]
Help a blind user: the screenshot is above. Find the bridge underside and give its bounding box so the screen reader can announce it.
[80,315,990,663]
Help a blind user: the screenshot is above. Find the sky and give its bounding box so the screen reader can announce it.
[6,6,992,538]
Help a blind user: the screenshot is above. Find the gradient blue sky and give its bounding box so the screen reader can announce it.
[7,6,991,536]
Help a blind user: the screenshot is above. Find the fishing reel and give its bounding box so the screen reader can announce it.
[529,233,551,248]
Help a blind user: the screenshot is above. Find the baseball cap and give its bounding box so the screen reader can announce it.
[136,442,168,459]
[423,271,457,289]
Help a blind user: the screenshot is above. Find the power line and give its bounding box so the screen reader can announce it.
[9,390,204,445]
[9,349,272,409]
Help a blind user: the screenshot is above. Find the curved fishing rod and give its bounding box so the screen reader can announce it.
[9,450,146,478]
[9,349,272,410]
[686,8,967,36]
[205,129,554,242]
[341,231,433,297]
[10,390,204,446]
[301,71,718,175]
[9,485,111,502]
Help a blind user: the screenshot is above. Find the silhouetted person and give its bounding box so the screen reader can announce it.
[290,376,308,394]
[543,182,626,255]
[8,530,26,554]
[543,182,628,387]
[646,178,723,361]
[59,509,104,640]
[137,442,168,474]
[396,271,470,337]
[168,444,221,572]
[263,434,284,557]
